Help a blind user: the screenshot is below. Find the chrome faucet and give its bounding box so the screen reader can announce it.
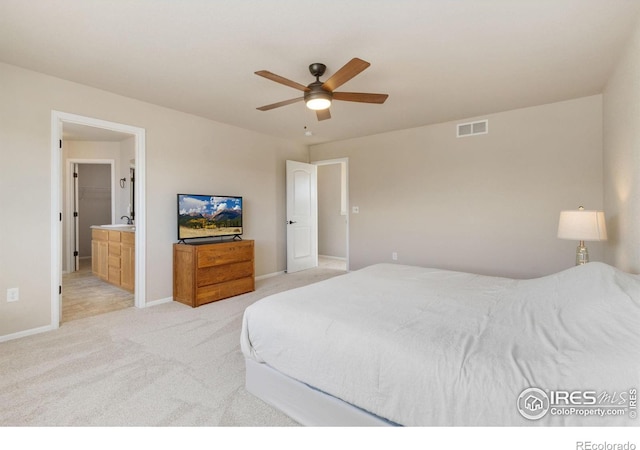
[121,215,133,225]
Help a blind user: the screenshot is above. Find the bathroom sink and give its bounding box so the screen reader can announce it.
[98,224,135,230]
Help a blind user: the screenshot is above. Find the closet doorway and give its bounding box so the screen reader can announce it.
[68,161,115,273]
[314,158,349,271]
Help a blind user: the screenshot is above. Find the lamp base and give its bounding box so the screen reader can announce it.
[576,241,589,265]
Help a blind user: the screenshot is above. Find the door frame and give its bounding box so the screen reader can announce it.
[66,160,116,273]
[312,157,350,271]
[51,111,146,328]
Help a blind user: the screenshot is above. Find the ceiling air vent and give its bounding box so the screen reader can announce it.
[457,119,488,138]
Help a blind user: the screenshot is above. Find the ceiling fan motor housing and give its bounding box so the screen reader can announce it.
[308,63,327,78]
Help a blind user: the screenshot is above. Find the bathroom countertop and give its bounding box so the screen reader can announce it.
[90,225,136,232]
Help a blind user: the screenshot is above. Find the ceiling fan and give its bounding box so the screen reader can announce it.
[255,57,389,121]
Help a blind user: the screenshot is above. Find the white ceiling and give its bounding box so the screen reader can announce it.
[1,0,639,145]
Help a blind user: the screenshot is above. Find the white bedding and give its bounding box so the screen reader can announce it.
[240,262,640,426]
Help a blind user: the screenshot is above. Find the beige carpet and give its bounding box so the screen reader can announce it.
[0,267,347,426]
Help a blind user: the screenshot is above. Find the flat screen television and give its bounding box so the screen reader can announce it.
[177,194,243,241]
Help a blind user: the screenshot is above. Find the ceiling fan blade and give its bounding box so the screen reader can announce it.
[322,58,370,92]
[256,97,304,111]
[255,70,310,92]
[316,109,331,121]
[332,92,389,104]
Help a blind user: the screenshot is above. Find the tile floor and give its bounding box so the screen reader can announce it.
[62,258,134,323]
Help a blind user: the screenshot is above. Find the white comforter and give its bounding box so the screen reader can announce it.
[241,262,640,426]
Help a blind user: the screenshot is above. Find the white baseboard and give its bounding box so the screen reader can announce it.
[144,296,174,308]
[318,255,346,261]
[0,296,174,342]
[256,271,285,281]
[0,324,56,343]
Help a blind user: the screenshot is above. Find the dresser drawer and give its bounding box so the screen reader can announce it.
[197,242,253,268]
[196,277,254,306]
[197,260,254,287]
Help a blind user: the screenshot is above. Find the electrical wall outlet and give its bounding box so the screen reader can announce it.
[7,287,19,302]
[392,252,398,261]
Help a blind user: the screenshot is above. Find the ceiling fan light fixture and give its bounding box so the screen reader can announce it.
[306,97,331,110]
[304,82,332,110]
[305,91,332,110]
[255,58,388,120]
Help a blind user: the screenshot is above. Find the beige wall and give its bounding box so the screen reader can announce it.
[0,62,307,339]
[603,17,640,274]
[318,163,347,258]
[310,96,604,278]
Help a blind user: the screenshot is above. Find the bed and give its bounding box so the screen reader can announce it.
[240,262,640,426]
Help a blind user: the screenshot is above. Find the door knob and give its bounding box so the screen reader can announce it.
[287,220,297,224]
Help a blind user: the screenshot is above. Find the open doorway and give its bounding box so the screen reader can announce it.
[314,158,349,271]
[51,111,146,329]
[62,159,129,322]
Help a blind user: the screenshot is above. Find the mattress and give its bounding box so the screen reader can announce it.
[241,262,640,426]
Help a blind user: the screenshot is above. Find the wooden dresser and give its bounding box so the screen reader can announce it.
[173,240,255,307]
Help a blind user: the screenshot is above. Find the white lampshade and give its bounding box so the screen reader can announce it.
[557,209,607,241]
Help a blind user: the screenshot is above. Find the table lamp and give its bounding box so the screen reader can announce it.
[557,206,607,265]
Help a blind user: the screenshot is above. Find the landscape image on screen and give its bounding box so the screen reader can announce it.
[178,194,243,239]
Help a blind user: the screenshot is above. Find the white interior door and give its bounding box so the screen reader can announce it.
[286,160,318,273]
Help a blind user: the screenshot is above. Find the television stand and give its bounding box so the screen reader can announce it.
[173,240,255,307]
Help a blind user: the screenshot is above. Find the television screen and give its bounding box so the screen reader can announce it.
[177,194,243,241]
